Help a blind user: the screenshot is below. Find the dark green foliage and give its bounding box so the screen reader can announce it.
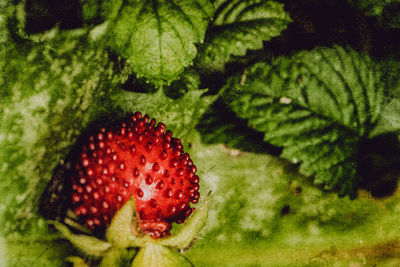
[3,0,400,265]
[196,0,291,69]
[197,101,282,154]
[224,46,389,195]
[101,0,214,86]
[348,0,400,28]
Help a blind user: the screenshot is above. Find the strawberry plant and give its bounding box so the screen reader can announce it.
[2,0,400,266]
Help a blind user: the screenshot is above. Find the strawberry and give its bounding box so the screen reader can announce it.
[70,112,200,238]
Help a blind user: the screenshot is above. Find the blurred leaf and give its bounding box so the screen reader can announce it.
[187,143,388,249]
[5,239,74,267]
[0,0,26,39]
[80,0,102,23]
[0,29,126,240]
[348,0,400,28]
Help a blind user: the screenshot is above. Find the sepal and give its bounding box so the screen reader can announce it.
[131,244,192,267]
[50,194,210,266]
[99,247,136,267]
[105,197,153,248]
[49,220,112,257]
[157,194,209,250]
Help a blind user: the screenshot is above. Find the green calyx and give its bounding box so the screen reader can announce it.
[50,196,209,266]
[131,244,193,267]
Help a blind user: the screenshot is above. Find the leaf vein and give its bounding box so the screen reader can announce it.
[318,49,360,131]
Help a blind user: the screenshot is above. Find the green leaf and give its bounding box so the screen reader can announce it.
[5,239,75,267]
[196,0,291,68]
[224,46,386,195]
[185,142,398,258]
[106,0,214,86]
[370,98,400,136]
[197,101,282,154]
[163,68,201,99]
[80,0,102,23]
[188,144,297,243]
[111,88,217,145]
[382,57,400,99]
[347,0,395,16]
[0,0,26,40]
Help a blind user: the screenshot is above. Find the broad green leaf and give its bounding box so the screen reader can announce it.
[106,0,214,86]
[196,0,291,68]
[223,46,386,195]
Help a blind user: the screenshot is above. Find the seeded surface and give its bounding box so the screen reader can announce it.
[71,112,200,238]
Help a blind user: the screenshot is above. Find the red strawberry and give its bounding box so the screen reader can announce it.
[70,112,200,238]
